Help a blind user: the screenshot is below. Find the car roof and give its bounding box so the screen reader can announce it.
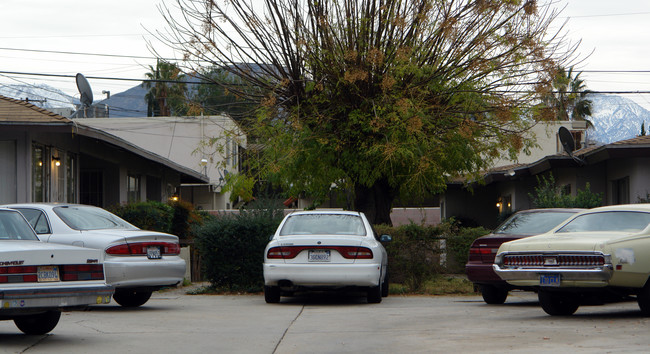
[514,208,585,214]
[576,203,650,214]
[286,210,362,217]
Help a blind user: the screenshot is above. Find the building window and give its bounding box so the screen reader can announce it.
[66,154,77,202]
[80,170,103,207]
[127,174,141,203]
[32,145,46,202]
[612,177,629,204]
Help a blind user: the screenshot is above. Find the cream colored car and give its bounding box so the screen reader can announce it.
[494,204,650,316]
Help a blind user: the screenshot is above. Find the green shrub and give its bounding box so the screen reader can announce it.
[377,220,489,292]
[378,223,444,292]
[529,174,602,208]
[109,201,173,233]
[443,220,490,273]
[194,199,284,292]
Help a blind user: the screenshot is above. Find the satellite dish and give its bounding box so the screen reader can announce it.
[76,73,93,107]
[558,127,584,165]
[558,126,575,155]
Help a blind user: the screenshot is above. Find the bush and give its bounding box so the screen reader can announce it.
[109,201,174,233]
[443,220,490,273]
[377,223,444,292]
[377,220,488,292]
[194,199,284,292]
[529,174,603,208]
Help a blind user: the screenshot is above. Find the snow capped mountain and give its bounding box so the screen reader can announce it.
[587,94,650,144]
[0,83,75,110]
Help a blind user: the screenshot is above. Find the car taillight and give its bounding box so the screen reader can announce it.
[61,264,105,281]
[0,266,38,283]
[266,246,373,260]
[106,242,181,256]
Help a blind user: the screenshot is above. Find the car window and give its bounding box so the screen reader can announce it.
[556,211,650,233]
[53,205,138,231]
[279,214,367,236]
[13,208,51,234]
[494,211,577,235]
[0,210,40,241]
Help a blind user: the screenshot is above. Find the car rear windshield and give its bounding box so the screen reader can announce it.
[279,214,367,236]
[494,211,577,235]
[556,211,650,233]
[0,210,40,241]
[53,206,138,231]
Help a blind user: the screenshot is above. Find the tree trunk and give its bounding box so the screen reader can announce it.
[354,178,396,226]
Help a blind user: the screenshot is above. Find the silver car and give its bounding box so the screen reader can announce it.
[3,203,186,307]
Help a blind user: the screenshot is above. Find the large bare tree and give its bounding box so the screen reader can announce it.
[154,0,578,224]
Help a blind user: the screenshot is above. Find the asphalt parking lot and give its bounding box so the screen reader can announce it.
[2,289,650,353]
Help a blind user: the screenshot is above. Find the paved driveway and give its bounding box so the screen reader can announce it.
[2,290,649,353]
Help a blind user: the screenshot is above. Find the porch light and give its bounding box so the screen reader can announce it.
[52,157,61,167]
[170,194,179,202]
[496,202,501,208]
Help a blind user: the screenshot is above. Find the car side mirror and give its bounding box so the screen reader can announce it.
[379,234,392,243]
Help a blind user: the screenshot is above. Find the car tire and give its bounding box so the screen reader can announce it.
[367,276,382,304]
[381,268,389,298]
[538,291,579,316]
[479,284,508,305]
[637,282,650,315]
[264,285,281,303]
[113,289,153,307]
[14,310,61,335]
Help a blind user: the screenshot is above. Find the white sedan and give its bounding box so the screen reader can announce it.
[0,208,113,334]
[263,210,391,303]
[3,203,186,307]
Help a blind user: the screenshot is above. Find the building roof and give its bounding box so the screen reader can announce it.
[452,135,650,186]
[0,95,207,183]
[0,95,71,124]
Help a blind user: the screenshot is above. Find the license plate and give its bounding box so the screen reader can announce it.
[147,246,162,259]
[308,250,330,262]
[540,274,561,287]
[38,266,60,282]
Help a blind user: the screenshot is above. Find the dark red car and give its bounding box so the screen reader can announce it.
[465,208,584,304]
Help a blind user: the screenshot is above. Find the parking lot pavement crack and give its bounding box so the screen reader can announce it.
[20,333,51,353]
[272,305,305,354]
[74,320,108,334]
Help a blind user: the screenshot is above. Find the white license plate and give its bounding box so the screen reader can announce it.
[38,266,60,282]
[308,250,330,262]
[540,274,561,287]
[147,246,162,259]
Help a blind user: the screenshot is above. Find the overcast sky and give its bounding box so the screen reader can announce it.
[1,0,650,108]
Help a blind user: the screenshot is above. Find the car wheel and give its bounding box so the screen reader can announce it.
[381,268,389,298]
[637,282,650,315]
[14,310,61,335]
[479,284,508,305]
[367,275,383,304]
[538,291,579,316]
[113,289,153,307]
[264,285,281,303]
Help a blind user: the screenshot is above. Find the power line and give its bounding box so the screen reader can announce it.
[0,47,165,61]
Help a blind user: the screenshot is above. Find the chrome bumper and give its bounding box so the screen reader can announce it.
[493,264,614,282]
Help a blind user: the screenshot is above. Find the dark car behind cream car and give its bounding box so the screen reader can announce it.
[0,208,113,334]
[494,204,650,316]
[3,203,185,307]
[466,208,583,304]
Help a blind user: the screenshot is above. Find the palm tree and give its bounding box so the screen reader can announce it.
[546,67,594,127]
[142,60,188,117]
